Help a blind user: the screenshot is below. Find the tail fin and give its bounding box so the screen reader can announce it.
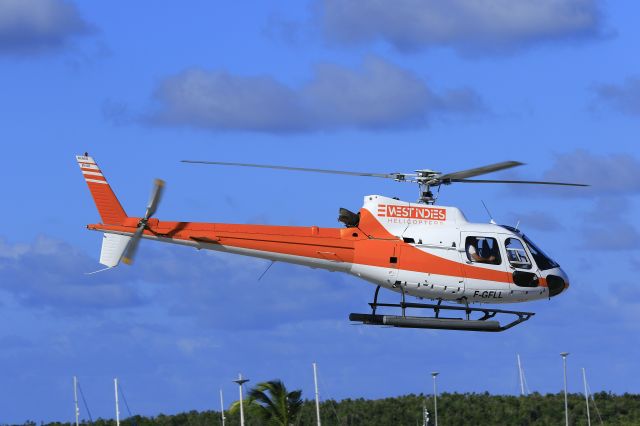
[76,154,127,225]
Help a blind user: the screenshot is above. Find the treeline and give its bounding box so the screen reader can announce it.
[19,392,640,426]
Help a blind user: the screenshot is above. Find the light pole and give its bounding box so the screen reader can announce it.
[560,352,570,426]
[233,373,249,426]
[431,372,439,426]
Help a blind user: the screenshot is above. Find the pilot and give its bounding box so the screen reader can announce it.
[467,238,497,264]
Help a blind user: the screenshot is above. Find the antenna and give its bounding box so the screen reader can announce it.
[258,260,275,281]
[481,200,496,224]
[313,362,322,426]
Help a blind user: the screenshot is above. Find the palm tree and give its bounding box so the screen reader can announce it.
[230,379,303,426]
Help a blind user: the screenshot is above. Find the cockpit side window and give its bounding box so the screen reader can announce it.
[465,236,501,265]
[499,225,560,271]
[505,238,532,270]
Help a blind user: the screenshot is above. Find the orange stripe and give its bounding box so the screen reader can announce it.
[88,216,519,285]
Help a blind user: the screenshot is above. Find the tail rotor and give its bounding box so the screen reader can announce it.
[122,179,165,265]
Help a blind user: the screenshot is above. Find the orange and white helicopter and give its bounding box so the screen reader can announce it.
[77,154,586,332]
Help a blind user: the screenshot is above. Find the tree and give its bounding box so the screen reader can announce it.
[230,379,303,426]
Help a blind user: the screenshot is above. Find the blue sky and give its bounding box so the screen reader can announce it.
[1,0,639,423]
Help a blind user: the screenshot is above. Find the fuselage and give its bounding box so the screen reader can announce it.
[88,195,569,305]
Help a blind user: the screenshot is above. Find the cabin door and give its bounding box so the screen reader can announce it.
[460,231,512,301]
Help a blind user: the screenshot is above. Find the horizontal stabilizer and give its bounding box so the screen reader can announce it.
[99,233,131,268]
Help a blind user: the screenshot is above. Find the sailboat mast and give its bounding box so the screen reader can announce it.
[517,354,525,396]
[582,368,591,426]
[114,378,121,426]
[313,362,322,426]
[220,389,226,426]
[73,376,79,426]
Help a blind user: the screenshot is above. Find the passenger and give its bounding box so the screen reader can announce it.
[467,238,497,264]
[487,242,501,264]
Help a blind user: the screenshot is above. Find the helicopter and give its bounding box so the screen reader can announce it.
[77,154,587,332]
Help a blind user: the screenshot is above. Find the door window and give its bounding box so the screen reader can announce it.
[465,236,501,265]
[505,238,532,270]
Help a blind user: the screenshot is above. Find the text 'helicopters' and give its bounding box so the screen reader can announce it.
[77,154,586,332]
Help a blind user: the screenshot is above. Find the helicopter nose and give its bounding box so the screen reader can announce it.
[546,269,569,297]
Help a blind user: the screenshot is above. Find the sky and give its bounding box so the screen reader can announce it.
[0,0,639,423]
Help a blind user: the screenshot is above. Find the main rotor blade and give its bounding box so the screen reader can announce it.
[122,225,145,265]
[453,178,589,186]
[181,160,408,179]
[144,178,165,219]
[439,161,524,181]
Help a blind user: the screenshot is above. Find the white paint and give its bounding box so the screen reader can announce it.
[99,233,131,267]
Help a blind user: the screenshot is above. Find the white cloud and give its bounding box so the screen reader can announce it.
[149,68,307,132]
[0,236,144,311]
[0,238,29,258]
[593,76,640,116]
[0,234,364,329]
[581,223,640,251]
[147,57,484,133]
[0,0,92,54]
[501,151,640,250]
[578,197,640,251]
[542,150,640,196]
[319,0,603,53]
[506,150,640,199]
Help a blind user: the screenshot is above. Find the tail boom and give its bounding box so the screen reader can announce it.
[87,220,359,271]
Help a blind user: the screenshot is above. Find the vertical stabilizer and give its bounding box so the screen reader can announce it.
[76,154,127,224]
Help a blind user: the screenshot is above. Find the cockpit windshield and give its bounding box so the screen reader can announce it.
[500,226,559,271]
[522,235,559,270]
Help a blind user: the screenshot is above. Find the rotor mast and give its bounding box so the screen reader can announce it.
[414,169,442,204]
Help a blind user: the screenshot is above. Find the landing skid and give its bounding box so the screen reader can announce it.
[349,286,534,332]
